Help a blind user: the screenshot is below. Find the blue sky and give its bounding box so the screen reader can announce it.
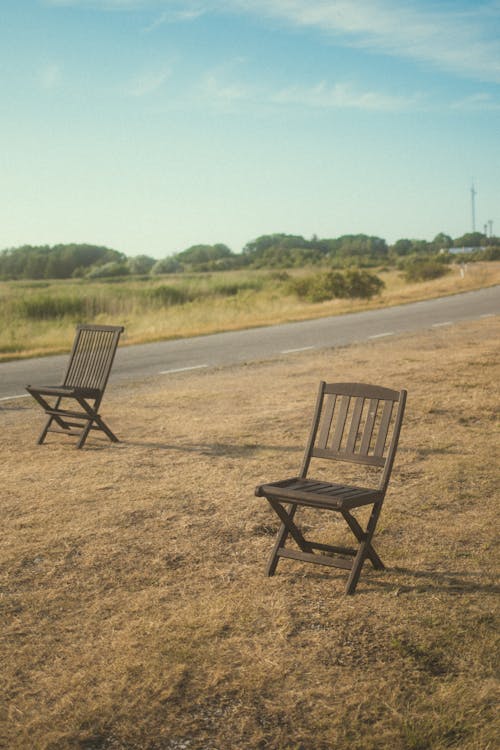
[1,0,500,258]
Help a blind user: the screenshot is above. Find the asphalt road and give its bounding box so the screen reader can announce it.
[1,286,498,401]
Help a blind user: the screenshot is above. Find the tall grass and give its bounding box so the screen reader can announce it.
[0,262,498,360]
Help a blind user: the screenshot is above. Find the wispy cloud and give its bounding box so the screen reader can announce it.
[143,6,206,32]
[236,0,500,84]
[272,80,420,112]
[43,1,500,83]
[202,70,420,112]
[125,68,171,96]
[201,72,251,103]
[451,92,500,111]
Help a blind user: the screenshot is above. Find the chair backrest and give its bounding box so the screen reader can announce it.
[62,324,124,395]
[300,382,407,490]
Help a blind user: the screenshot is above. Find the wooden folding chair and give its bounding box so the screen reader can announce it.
[255,381,407,594]
[26,324,124,449]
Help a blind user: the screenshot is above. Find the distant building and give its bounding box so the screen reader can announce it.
[440,247,479,255]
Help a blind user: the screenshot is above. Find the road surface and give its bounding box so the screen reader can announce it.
[1,286,498,401]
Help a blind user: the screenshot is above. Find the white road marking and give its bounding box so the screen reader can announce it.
[159,364,208,375]
[432,321,452,327]
[368,332,394,339]
[281,346,315,354]
[0,394,30,402]
[479,313,494,318]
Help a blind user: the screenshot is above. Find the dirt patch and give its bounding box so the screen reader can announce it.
[1,317,499,749]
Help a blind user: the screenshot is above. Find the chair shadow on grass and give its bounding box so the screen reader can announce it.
[276,564,500,596]
[387,566,500,595]
[326,566,500,596]
[122,440,300,458]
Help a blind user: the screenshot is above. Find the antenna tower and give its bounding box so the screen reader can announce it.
[471,182,476,232]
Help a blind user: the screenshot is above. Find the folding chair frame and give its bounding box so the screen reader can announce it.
[255,382,407,594]
[26,324,124,449]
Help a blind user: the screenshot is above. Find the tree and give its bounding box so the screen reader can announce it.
[127,255,156,275]
[453,232,487,248]
[151,257,183,275]
[176,243,233,265]
[391,239,413,256]
[432,232,453,250]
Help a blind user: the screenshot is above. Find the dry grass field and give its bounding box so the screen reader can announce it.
[1,316,499,750]
[1,261,499,361]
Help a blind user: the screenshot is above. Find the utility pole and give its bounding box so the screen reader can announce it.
[488,220,493,238]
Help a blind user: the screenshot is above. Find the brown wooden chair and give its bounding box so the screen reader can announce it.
[255,381,407,594]
[26,324,124,449]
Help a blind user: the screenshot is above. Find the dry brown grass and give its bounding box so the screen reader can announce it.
[1,317,499,750]
[1,261,499,362]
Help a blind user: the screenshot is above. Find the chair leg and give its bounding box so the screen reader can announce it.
[76,420,93,449]
[37,415,54,444]
[76,398,119,446]
[93,416,119,443]
[266,503,313,576]
[344,503,384,595]
[30,394,70,444]
[342,510,385,570]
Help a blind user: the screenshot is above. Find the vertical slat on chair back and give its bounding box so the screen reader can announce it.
[63,325,124,394]
[301,382,406,483]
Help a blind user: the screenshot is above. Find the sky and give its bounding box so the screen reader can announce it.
[1,0,500,258]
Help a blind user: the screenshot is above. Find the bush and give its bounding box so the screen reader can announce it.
[403,258,450,282]
[86,261,129,279]
[288,269,384,302]
[343,269,385,298]
[151,258,183,275]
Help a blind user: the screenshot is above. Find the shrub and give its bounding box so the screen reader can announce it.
[151,258,183,275]
[344,269,385,298]
[86,261,130,279]
[288,269,384,302]
[403,258,450,282]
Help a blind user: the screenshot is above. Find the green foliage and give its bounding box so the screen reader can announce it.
[86,261,129,279]
[127,255,156,275]
[390,238,431,256]
[176,243,232,265]
[453,232,488,248]
[402,256,451,282]
[3,230,498,283]
[474,246,500,261]
[0,244,125,280]
[343,269,385,297]
[288,269,384,302]
[433,232,453,249]
[331,234,388,259]
[151,257,183,275]
[242,233,387,268]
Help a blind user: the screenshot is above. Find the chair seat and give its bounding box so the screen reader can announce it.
[26,384,101,400]
[256,477,383,511]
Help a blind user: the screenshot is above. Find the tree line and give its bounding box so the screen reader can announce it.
[0,231,498,280]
